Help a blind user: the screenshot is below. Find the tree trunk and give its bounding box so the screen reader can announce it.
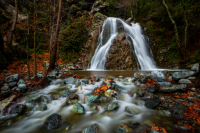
[34,0,37,80]
[163,0,184,65]
[124,0,127,20]
[26,14,30,80]
[48,0,62,72]
[181,0,188,59]
[6,0,18,49]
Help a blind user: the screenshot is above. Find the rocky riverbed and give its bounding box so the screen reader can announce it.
[0,63,199,133]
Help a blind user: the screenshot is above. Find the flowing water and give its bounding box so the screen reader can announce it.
[89,17,157,70]
[0,71,180,133]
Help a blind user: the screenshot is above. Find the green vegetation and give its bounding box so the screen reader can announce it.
[59,15,90,61]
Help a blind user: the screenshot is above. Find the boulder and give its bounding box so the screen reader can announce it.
[146,84,160,92]
[8,82,17,89]
[82,123,98,133]
[11,104,27,116]
[5,74,19,83]
[85,94,99,104]
[144,95,160,109]
[178,79,192,84]
[72,103,85,113]
[27,95,41,103]
[158,82,172,87]
[170,104,186,120]
[82,79,89,84]
[64,77,75,84]
[159,84,186,92]
[18,79,25,85]
[172,72,189,81]
[18,84,27,92]
[43,113,62,130]
[125,106,140,115]
[1,85,10,97]
[191,63,199,72]
[69,94,79,100]
[150,71,166,82]
[38,103,48,111]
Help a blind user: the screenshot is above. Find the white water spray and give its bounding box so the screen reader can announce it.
[89,17,157,70]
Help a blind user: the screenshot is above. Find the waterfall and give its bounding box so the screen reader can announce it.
[88,17,157,70]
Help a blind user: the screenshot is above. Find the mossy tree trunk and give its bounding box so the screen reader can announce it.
[6,0,18,49]
[163,0,184,67]
[181,0,188,59]
[48,0,62,72]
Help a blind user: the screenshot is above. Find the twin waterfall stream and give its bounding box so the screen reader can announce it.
[89,17,157,70]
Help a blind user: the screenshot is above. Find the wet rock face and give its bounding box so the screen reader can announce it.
[144,95,161,109]
[105,32,136,70]
[43,113,62,130]
[79,12,107,68]
[170,104,186,120]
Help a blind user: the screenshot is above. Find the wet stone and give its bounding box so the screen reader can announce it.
[99,97,107,103]
[107,102,119,111]
[64,77,75,84]
[27,95,41,103]
[159,84,186,92]
[127,121,140,128]
[18,84,27,92]
[170,103,186,120]
[69,94,79,99]
[116,126,125,133]
[125,106,140,115]
[82,123,98,133]
[11,104,27,116]
[144,95,161,109]
[43,113,62,130]
[65,89,77,97]
[38,103,47,111]
[1,119,14,127]
[8,82,17,89]
[158,82,172,87]
[82,79,89,84]
[138,78,147,84]
[146,84,160,92]
[85,94,99,104]
[75,81,81,88]
[1,85,10,97]
[137,89,145,97]
[72,103,85,113]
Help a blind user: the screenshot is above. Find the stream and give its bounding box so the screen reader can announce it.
[0,70,187,133]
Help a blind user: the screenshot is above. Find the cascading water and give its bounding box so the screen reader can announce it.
[89,17,157,70]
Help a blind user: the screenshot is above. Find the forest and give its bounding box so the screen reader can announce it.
[0,0,200,133]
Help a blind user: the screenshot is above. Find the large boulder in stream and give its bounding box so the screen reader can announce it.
[72,103,85,113]
[125,106,140,115]
[1,85,10,97]
[43,113,62,130]
[105,32,137,70]
[144,95,160,109]
[159,84,186,92]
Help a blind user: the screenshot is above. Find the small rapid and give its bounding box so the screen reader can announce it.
[89,17,157,70]
[0,76,174,133]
